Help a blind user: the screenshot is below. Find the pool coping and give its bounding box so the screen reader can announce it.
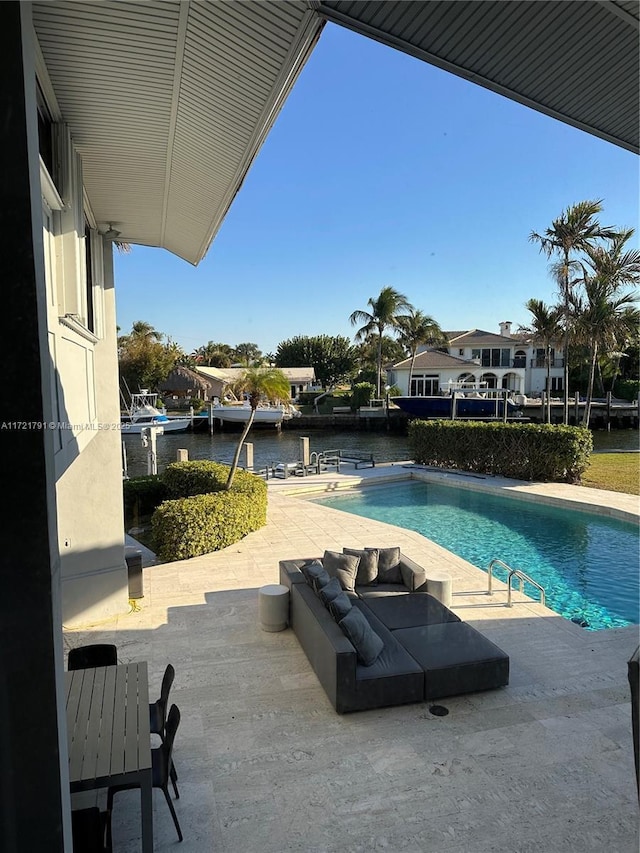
[266,461,640,525]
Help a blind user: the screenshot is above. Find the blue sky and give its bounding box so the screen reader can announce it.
[114,22,638,357]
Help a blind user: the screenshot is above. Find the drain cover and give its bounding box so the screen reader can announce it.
[429,705,449,716]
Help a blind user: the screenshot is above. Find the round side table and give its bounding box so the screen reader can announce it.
[259,584,290,632]
[426,572,453,608]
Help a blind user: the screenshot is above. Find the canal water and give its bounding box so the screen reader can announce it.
[122,424,639,478]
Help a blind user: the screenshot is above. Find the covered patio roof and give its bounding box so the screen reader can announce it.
[32,1,638,266]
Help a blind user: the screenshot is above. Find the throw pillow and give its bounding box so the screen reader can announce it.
[328,592,352,622]
[343,547,379,586]
[302,560,330,593]
[299,559,323,586]
[339,607,384,666]
[367,546,402,584]
[322,550,360,593]
[319,576,343,607]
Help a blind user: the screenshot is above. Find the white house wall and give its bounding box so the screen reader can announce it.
[39,77,128,627]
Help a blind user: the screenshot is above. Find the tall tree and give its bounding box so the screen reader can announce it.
[275,334,357,387]
[349,286,412,397]
[118,322,180,396]
[193,341,234,368]
[224,367,291,490]
[529,199,617,424]
[571,230,640,425]
[518,299,564,423]
[234,342,262,366]
[129,320,163,341]
[396,309,447,396]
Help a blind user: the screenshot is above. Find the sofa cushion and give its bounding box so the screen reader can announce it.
[302,560,331,594]
[323,550,360,593]
[319,577,343,607]
[356,584,409,598]
[339,607,384,666]
[360,594,460,630]
[368,546,402,584]
[300,559,323,584]
[393,621,510,699]
[329,592,353,621]
[343,547,379,585]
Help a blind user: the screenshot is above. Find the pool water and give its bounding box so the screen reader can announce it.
[315,481,639,631]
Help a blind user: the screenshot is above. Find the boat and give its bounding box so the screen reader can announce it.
[391,382,525,420]
[121,391,192,434]
[209,401,301,426]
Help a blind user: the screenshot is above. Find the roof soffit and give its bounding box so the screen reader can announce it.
[311,0,639,153]
[32,1,324,264]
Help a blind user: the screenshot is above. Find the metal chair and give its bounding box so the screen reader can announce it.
[107,704,182,844]
[68,644,118,670]
[149,664,178,783]
[71,806,111,853]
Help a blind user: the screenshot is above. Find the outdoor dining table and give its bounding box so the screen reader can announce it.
[65,661,153,852]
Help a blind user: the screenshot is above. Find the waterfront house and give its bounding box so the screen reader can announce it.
[388,321,564,397]
[159,366,222,405]
[4,2,636,849]
[195,365,317,402]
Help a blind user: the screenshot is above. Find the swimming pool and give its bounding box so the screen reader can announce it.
[314,480,639,631]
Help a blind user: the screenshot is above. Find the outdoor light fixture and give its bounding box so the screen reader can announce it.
[102,223,121,240]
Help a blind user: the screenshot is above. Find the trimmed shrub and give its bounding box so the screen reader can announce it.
[151,460,267,561]
[152,484,267,562]
[124,475,168,526]
[408,420,592,483]
[162,459,231,498]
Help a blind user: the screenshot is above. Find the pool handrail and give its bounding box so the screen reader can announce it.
[487,558,546,608]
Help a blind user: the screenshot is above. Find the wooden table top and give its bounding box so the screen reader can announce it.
[65,662,151,791]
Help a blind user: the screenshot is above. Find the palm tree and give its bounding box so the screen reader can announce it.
[130,320,163,341]
[518,299,564,423]
[193,341,233,368]
[529,200,617,423]
[396,309,447,396]
[234,342,262,366]
[349,286,412,397]
[572,230,640,425]
[224,367,291,490]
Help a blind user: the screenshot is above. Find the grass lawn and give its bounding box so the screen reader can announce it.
[582,452,640,495]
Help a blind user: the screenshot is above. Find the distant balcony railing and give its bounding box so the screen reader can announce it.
[530,358,565,368]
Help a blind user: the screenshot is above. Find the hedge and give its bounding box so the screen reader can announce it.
[162,459,236,498]
[125,460,268,560]
[408,420,592,483]
[151,461,267,561]
[123,475,168,526]
[152,484,267,562]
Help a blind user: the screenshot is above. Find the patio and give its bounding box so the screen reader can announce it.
[67,469,639,852]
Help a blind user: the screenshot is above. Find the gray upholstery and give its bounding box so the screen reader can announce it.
[393,622,510,700]
[339,607,384,665]
[279,557,510,713]
[323,550,360,593]
[368,546,402,584]
[288,580,423,713]
[360,593,460,630]
[343,547,379,585]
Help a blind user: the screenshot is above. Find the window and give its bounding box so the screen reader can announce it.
[478,348,512,367]
[458,348,464,356]
[84,224,95,334]
[36,82,56,184]
[410,375,438,396]
[551,377,563,392]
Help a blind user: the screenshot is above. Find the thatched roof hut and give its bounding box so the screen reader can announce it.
[159,366,223,400]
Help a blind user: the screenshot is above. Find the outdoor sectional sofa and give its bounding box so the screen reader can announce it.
[279,548,509,713]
